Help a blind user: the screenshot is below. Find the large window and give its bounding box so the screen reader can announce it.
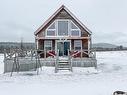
[58,21,68,36]
[44,40,52,50]
[46,22,56,36]
[46,20,81,37]
[71,22,80,36]
[74,40,82,50]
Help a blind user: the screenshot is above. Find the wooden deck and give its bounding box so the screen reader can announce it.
[3,49,97,73]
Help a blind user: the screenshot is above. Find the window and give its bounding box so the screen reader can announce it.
[71,22,80,36]
[71,30,80,36]
[58,21,68,36]
[46,20,81,37]
[74,40,82,50]
[71,22,78,29]
[44,40,52,50]
[48,23,55,29]
[47,30,55,36]
[46,22,55,36]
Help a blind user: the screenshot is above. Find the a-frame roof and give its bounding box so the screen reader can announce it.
[34,5,92,35]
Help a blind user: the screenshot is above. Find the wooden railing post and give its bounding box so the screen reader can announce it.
[31,50,33,60]
[44,50,46,59]
[81,50,82,58]
[3,49,6,60]
[55,49,59,73]
[88,49,90,58]
[3,49,7,74]
[94,49,96,59]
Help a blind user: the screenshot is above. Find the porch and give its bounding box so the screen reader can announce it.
[36,38,91,57]
[4,49,97,73]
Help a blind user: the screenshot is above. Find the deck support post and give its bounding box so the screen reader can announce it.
[89,35,92,57]
[10,53,20,77]
[81,50,83,58]
[44,50,46,59]
[90,35,92,50]
[3,49,6,74]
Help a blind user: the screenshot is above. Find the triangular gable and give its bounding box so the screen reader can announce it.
[34,5,92,35]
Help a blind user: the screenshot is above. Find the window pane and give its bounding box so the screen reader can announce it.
[47,30,55,36]
[75,47,81,50]
[58,21,68,36]
[45,47,51,50]
[45,40,52,50]
[71,30,80,36]
[48,22,55,29]
[71,22,78,29]
[74,40,82,50]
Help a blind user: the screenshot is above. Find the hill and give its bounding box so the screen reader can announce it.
[92,43,118,48]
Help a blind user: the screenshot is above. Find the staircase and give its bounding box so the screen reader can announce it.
[55,56,73,73]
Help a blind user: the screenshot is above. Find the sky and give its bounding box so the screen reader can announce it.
[0,0,127,46]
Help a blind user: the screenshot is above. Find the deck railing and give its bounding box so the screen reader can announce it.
[69,49,96,59]
[4,49,96,59]
[3,49,97,74]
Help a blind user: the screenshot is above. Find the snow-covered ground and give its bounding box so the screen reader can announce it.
[0,51,127,95]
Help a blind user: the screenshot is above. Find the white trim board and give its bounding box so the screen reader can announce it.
[46,19,81,37]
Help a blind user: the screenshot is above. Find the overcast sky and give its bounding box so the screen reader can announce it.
[0,0,127,46]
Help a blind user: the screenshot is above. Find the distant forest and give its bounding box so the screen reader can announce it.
[0,42,35,53]
[92,46,127,51]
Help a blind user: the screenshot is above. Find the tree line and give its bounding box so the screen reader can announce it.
[0,42,35,53]
[93,45,127,51]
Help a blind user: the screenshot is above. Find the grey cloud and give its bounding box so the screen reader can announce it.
[0,0,127,46]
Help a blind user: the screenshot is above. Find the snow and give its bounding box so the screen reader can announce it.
[0,54,4,73]
[0,51,127,95]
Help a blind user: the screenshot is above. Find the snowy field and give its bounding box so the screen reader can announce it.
[0,51,127,95]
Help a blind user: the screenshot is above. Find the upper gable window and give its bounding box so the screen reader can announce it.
[48,23,55,29]
[46,22,56,36]
[71,22,78,29]
[58,21,68,36]
[71,21,81,36]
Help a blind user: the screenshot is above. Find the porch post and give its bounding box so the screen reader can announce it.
[90,35,92,50]
[81,40,83,58]
[88,35,92,57]
[35,38,38,50]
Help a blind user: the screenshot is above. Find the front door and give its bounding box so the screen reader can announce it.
[57,41,70,56]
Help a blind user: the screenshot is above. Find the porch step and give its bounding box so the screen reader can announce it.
[55,57,72,73]
[57,68,71,70]
[58,66,70,68]
[58,61,68,63]
[58,63,70,65]
[58,62,69,64]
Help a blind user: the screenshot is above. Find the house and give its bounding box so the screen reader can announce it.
[3,5,97,73]
[34,5,97,70]
[34,5,93,56]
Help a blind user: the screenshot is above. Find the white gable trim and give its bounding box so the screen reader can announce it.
[64,6,92,34]
[34,5,92,35]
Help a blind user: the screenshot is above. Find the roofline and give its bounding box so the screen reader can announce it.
[34,5,92,35]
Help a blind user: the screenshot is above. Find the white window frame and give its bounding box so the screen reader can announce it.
[71,21,81,37]
[56,19,70,37]
[46,21,56,37]
[55,40,71,52]
[44,40,52,50]
[74,40,82,50]
[45,19,81,37]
